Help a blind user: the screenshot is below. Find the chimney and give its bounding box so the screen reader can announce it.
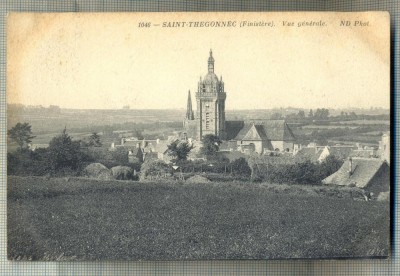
[348,157,353,175]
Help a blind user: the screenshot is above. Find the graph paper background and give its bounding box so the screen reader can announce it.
[0,1,398,275]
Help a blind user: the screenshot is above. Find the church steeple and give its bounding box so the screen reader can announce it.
[186,90,194,120]
[208,49,214,73]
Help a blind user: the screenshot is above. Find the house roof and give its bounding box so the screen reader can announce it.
[349,149,375,158]
[295,147,323,163]
[328,146,357,160]
[122,140,140,147]
[154,140,170,154]
[144,152,158,161]
[322,158,389,188]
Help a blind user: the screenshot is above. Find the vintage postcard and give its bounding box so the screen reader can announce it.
[7,12,390,260]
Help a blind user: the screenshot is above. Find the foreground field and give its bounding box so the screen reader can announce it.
[8,176,390,261]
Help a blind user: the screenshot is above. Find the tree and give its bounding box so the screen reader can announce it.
[199,134,222,159]
[310,130,328,146]
[140,159,172,180]
[111,147,130,166]
[298,110,305,119]
[8,122,36,150]
[230,157,251,176]
[166,140,193,161]
[87,132,102,147]
[349,111,357,119]
[308,109,314,118]
[314,108,330,119]
[270,112,283,120]
[318,155,343,179]
[133,129,144,140]
[47,127,85,173]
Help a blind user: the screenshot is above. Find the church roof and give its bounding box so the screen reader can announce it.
[232,123,253,140]
[228,120,296,142]
[225,121,245,140]
[259,120,296,141]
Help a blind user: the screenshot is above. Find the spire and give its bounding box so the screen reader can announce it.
[208,49,214,73]
[186,90,194,120]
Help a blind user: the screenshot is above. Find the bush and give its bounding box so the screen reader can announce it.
[230,157,251,177]
[248,155,344,185]
[84,147,134,169]
[84,163,113,180]
[186,175,210,183]
[140,159,172,181]
[7,148,52,176]
[111,166,134,180]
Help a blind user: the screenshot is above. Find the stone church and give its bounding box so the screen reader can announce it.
[183,50,296,154]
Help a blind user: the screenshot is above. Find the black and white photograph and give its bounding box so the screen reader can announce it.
[7,12,390,261]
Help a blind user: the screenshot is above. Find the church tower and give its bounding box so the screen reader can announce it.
[195,50,226,140]
[186,90,194,120]
[183,90,196,139]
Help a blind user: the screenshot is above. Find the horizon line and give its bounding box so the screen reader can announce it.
[7,104,391,111]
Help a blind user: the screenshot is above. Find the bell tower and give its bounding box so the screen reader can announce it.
[195,50,226,140]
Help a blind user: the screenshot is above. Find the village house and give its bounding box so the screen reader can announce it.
[322,157,390,198]
[294,146,325,163]
[111,136,180,163]
[28,143,49,151]
[294,144,371,163]
[378,132,390,164]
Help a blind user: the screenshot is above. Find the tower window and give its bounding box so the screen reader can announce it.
[205,112,210,130]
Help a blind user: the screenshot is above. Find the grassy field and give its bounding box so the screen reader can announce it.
[337,120,390,125]
[8,176,390,261]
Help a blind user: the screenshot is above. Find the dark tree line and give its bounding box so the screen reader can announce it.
[248,155,343,185]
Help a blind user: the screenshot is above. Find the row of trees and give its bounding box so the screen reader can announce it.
[8,123,113,176]
[248,155,343,185]
[271,108,331,121]
[8,127,87,176]
[7,123,342,185]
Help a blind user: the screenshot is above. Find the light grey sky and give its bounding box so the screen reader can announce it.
[7,12,390,110]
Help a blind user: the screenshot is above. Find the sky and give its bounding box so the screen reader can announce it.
[7,12,390,110]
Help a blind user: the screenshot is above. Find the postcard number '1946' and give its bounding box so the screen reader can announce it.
[138,22,151,27]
